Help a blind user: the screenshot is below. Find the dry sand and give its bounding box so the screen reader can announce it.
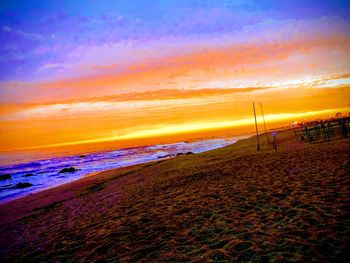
[0,129,349,262]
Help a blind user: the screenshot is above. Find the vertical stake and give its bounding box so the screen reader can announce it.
[272,132,277,152]
[253,102,260,151]
[259,103,269,149]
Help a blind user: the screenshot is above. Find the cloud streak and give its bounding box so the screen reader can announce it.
[1,25,43,41]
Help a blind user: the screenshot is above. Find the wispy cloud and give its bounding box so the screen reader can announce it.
[37,63,69,72]
[4,16,343,83]
[1,25,43,41]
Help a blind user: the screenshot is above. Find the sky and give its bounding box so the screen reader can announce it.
[0,0,350,152]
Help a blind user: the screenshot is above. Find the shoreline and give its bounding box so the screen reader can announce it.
[0,132,253,167]
[0,135,249,204]
[0,160,153,225]
[0,134,253,223]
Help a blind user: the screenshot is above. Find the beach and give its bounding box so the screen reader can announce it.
[0,129,349,262]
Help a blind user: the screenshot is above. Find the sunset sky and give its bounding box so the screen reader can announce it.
[0,0,350,152]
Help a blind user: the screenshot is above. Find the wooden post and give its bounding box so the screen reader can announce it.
[272,132,277,152]
[253,102,260,151]
[259,103,269,149]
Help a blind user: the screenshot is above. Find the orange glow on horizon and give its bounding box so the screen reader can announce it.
[1,31,349,154]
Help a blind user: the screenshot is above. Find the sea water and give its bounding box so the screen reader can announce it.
[0,137,244,203]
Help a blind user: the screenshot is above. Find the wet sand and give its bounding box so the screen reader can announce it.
[0,129,349,262]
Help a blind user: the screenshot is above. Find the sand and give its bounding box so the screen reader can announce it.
[0,129,349,262]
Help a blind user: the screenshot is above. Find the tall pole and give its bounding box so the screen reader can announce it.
[259,103,269,149]
[253,102,260,151]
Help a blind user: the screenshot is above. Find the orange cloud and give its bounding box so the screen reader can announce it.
[40,34,350,92]
[1,34,349,106]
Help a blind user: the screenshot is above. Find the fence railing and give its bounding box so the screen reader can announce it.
[293,117,350,142]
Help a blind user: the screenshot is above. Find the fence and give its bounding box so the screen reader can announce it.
[293,117,350,142]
